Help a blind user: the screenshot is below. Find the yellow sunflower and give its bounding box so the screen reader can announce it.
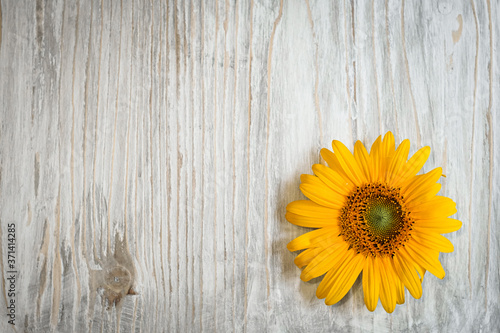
[286,132,461,313]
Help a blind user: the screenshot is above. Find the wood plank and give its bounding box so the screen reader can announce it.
[0,0,498,331]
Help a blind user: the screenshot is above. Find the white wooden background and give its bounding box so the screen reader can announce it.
[0,0,498,332]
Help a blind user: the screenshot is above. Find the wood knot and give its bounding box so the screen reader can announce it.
[101,265,134,308]
[104,266,131,293]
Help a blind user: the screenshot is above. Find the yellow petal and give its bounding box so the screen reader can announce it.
[294,247,324,268]
[299,184,343,209]
[320,147,340,169]
[354,141,372,182]
[412,231,455,253]
[332,140,366,185]
[411,196,457,219]
[413,218,462,234]
[392,146,431,185]
[375,132,396,179]
[386,139,410,183]
[381,132,396,157]
[320,148,351,181]
[300,242,349,281]
[403,243,446,279]
[395,279,405,305]
[381,132,396,175]
[413,260,427,283]
[362,256,380,312]
[379,257,397,313]
[286,200,338,218]
[285,212,338,228]
[312,164,353,196]
[369,136,382,181]
[401,167,442,198]
[405,183,442,208]
[392,252,422,299]
[325,253,365,305]
[316,249,353,298]
[287,227,340,252]
[300,173,345,197]
[300,175,346,209]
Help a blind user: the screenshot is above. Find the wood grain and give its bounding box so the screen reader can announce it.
[0,0,498,331]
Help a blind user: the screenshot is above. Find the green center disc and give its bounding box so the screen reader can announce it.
[364,197,402,238]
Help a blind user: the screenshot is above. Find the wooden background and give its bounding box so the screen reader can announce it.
[0,0,498,331]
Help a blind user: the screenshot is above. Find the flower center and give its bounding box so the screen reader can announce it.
[339,183,413,257]
[364,197,402,237]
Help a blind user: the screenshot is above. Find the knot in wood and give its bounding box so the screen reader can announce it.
[104,266,131,294]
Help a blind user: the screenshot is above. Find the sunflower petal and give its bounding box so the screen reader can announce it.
[379,257,397,313]
[300,180,345,209]
[294,247,324,268]
[320,148,351,181]
[316,249,354,298]
[392,252,422,299]
[300,242,349,281]
[393,146,431,185]
[387,139,410,183]
[354,141,372,182]
[395,279,405,305]
[376,132,396,179]
[370,136,382,181]
[300,174,346,202]
[312,164,353,196]
[332,140,366,185]
[412,232,455,253]
[286,200,338,218]
[285,212,337,228]
[362,256,380,312]
[413,261,427,283]
[381,132,396,157]
[414,218,462,234]
[403,243,446,279]
[401,167,442,198]
[405,183,442,207]
[287,227,340,252]
[411,196,457,219]
[325,253,365,305]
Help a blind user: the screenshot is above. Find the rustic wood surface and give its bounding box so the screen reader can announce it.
[0,0,498,332]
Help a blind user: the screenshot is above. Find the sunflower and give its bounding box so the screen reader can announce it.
[286,132,461,313]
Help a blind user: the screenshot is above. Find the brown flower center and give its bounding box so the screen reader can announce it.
[339,183,414,257]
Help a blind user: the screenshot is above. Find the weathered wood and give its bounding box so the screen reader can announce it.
[0,0,498,331]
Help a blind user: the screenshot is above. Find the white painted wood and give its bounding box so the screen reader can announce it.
[0,0,498,331]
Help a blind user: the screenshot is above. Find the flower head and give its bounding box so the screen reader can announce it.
[286,132,461,313]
